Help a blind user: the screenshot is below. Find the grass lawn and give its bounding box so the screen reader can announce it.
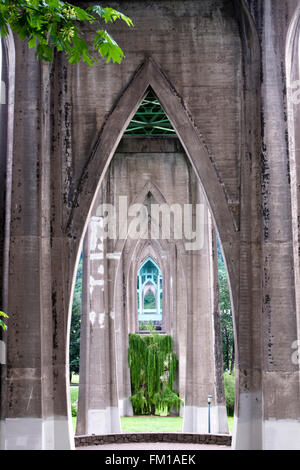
[227,416,234,433]
[121,416,183,433]
[71,374,79,384]
[72,416,77,432]
[70,386,78,433]
[70,388,234,434]
[71,412,234,435]
[70,386,78,404]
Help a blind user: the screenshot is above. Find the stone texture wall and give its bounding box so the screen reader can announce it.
[74,432,232,448]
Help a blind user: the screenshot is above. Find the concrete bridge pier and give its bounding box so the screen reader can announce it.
[182,193,228,434]
[76,216,121,435]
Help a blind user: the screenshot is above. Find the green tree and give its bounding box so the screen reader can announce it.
[0,0,133,65]
[69,251,82,380]
[128,332,182,416]
[224,370,235,416]
[0,311,8,331]
[217,239,235,373]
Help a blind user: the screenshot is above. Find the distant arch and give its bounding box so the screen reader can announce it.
[137,256,163,326]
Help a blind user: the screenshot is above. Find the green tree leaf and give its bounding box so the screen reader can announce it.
[0,1,133,65]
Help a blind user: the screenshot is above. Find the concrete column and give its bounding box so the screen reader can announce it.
[0,35,9,451]
[4,47,73,450]
[76,217,121,434]
[75,227,91,435]
[183,192,228,434]
[114,254,133,417]
[259,0,300,449]
[210,224,229,434]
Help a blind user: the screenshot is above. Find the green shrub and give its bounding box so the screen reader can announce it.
[224,371,235,416]
[128,333,183,416]
[71,403,78,417]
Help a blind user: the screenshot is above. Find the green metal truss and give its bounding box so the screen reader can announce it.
[124,89,176,135]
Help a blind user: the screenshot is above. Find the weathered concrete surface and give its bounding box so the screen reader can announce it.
[76,215,121,435]
[0,32,14,451]
[1,0,300,450]
[182,193,228,434]
[78,442,231,451]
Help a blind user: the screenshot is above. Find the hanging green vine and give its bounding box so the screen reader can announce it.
[128,332,183,416]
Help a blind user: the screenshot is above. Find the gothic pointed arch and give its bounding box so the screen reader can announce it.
[137,256,163,327]
[68,57,238,289]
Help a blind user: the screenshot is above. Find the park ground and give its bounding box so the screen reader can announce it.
[70,379,234,434]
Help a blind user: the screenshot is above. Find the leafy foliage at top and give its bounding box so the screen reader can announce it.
[0,1,133,65]
[0,311,8,331]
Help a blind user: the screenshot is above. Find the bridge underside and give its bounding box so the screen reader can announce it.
[0,0,300,450]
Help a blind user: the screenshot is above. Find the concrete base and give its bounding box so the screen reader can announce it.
[232,392,262,450]
[214,405,229,434]
[5,416,74,450]
[183,405,229,434]
[75,432,232,448]
[119,398,133,417]
[87,407,121,435]
[0,420,5,450]
[262,419,300,450]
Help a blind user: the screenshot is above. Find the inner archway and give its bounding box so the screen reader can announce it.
[137,257,163,330]
[70,83,233,437]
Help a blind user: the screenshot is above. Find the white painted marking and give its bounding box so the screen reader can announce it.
[89,253,103,260]
[89,276,104,295]
[98,313,105,328]
[106,252,121,260]
[89,311,96,325]
[98,265,104,275]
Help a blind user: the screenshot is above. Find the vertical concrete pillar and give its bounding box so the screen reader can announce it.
[75,227,91,435]
[231,0,263,450]
[114,254,133,417]
[210,225,229,434]
[183,192,228,434]
[4,48,73,450]
[0,35,9,451]
[259,0,300,449]
[76,217,121,434]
